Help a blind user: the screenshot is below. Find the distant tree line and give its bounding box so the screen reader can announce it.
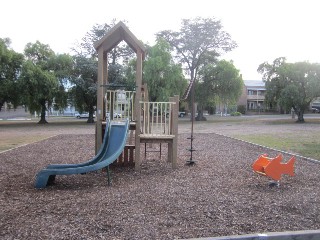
[258,57,320,122]
[10,17,319,124]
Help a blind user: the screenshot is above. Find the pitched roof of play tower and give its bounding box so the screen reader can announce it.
[94,21,146,59]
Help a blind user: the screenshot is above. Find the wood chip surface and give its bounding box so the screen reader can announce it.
[1,132,319,239]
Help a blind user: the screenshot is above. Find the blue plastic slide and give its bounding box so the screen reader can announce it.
[35,120,129,189]
[45,120,111,170]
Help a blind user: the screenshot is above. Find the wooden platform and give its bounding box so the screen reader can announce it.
[140,134,175,163]
[140,134,174,141]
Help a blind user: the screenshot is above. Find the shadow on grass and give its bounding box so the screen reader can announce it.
[264,118,320,125]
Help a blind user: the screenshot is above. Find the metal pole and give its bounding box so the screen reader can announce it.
[187,80,196,165]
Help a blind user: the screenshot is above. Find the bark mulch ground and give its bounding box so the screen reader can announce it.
[0,133,319,239]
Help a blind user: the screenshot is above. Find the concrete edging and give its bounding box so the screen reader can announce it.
[185,229,320,240]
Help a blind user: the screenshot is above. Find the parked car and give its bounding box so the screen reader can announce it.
[106,112,122,118]
[311,102,320,113]
[178,111,186,117]
[114,112,122,118]
[75,112,95,119]
[165,111,186,118]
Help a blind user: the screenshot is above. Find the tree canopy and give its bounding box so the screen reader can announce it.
[258,57,320,122]
[20,41,71,123]
[0,38,24,111]
[73,19,134,63]
[49,53,73,110]
[196,60,243,120]
[70,20,137,123]
[69,55,97,123]
[1,18,246,124]
[156,17,237,100]
[143,38,187,102]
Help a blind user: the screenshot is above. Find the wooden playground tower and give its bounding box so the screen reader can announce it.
[94,22,179,171]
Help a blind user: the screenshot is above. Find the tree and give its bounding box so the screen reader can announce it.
[257,57,286,112]
[258,58,320,122]
[70,55,97,123]
[49,53,73,111]
[156,17,237,99]
[70,20,136,123]
[73,19,135,73]
[20,41,61,124]
[143,38,187,102]
[74,19,134,62]
[123,58,138,89]
[196,60,243,120]
[0,38,24,111]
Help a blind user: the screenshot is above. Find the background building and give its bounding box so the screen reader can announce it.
[237,80,266,113]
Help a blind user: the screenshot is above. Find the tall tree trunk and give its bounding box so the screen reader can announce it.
[87,114,95,123]
[195,105,207,121]
[296,110,305,123]
[38,100,48,124]
[86,107,95,123]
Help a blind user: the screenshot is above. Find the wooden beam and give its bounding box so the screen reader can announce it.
[170,95,179,168]
[96,50,108,153]
[134,49,143,171]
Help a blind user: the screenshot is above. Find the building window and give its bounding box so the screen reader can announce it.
[248,102,255,110]
[257,91,264,96]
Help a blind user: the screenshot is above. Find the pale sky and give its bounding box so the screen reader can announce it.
[1,0,320,80]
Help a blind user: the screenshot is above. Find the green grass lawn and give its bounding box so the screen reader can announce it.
[233,133,320,160]
[0,135,53,152]
[0,118,94,152]
[227,117,320,160]
[183,114,320,161]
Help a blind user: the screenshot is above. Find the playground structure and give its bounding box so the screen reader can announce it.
[35,120,129,188]
[94,21,179,171]
[34,22,178,189]
[252,153,295,181]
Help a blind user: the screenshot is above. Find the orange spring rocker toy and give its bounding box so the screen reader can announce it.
[252,153,295,183]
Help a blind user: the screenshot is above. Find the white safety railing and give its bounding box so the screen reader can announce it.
[140,101,176,136]
[105,90,135,121]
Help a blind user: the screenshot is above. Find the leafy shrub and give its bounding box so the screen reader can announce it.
[230,111,242,116]
[237,105,246,114]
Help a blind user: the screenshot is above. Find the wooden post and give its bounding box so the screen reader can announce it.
[142,84,149,135]
[172,95,179,168]
[95,49,103,153]
[95,50,108,153]
[102,52,108,119]
[134,49,143,171]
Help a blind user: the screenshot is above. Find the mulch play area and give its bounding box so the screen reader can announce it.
[1,133,319,239]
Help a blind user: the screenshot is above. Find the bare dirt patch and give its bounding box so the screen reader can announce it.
[0,120,95,152]
[1,129,319,239]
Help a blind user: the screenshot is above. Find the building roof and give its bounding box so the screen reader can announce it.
[244,80,265,87]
